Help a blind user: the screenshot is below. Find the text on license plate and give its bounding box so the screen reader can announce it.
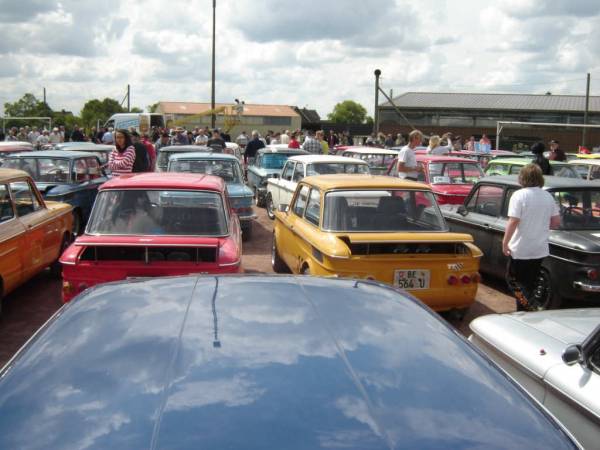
[394,269,430,290]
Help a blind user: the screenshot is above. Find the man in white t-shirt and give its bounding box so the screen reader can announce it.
[397,129,424,180]
[502,164,561,310]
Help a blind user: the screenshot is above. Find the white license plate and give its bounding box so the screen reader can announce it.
[394,269,430,290]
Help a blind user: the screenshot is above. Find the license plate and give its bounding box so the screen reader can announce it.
[394,269,430,290]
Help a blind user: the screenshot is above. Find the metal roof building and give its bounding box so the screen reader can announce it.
[378,92,600,151]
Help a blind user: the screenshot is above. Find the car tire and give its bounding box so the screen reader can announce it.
[300,264,310,276]
[271,234,290,273]
[254,188,265,208]
[266,194,275,220]
[532,268,561,310]
[242,223,252,242]
[50,234,70,278]
[72,209,82,236]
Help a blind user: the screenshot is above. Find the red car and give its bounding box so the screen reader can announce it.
[387,155,484,205]
[60,173,242,301]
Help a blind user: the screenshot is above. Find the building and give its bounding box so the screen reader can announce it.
[378,92,600,151]
[155,102,301,138]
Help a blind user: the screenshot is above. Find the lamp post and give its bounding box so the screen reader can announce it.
[211,0,216,129]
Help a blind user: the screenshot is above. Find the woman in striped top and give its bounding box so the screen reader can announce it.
[109,129,136,175]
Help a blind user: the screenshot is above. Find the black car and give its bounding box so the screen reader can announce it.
[0,275,577,449]
[442,175,600,309]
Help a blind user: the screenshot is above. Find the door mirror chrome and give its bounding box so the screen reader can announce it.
[278,204,289,213]
[457,205,468,216]
[562,344,582,365]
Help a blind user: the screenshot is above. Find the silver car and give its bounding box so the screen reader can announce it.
[469,309,599,449]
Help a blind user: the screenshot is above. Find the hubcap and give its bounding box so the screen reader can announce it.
[531,271,551,310]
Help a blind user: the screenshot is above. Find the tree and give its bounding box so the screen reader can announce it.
[80,98,124,128]
[327,100,369,124]
[3,93,54,129]
[130,107,143,113]
[147,102,159,113]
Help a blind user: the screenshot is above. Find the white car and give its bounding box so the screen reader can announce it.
[469,309,600,449]
[569,158,600,181]
[340,147,399,175]
[265,154,369,219]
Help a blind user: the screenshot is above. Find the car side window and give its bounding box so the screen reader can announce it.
[304,188,321,226]
[73,159,89,182]
[293,163,304,182]
[466,185,504,217]
[86,158,101,178]
[0,184,14,222]
[501,188,519,217]
[487,163,508,175]
[9,181,41,217]
[509,165,521,175]
[292,185,309,217]
[281,162,294,181]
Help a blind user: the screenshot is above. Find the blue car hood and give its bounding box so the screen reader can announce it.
[35,182,71,197]
[250,167,282,178]
[0,276,576,450]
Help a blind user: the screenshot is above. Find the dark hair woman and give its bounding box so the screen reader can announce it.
[530,141,553,176]
[108,129,136,175]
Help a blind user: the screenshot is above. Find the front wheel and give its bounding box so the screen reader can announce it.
[266,194,275,220]
[271,234,290,273]
[254,188,265,207]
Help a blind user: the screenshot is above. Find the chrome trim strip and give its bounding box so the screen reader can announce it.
[75,242,219,247]
[573,281,600,292]
[219,259,241,267]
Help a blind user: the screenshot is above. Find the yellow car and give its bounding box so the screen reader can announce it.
[272,175,482,312]
[0,169,73,313]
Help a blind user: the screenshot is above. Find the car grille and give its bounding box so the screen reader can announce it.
[80,246,217,263]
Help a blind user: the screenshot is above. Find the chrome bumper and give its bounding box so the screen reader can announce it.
[573,281,600,292]
[239,214,257,222]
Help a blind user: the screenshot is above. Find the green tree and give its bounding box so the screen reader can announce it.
[130,107,143,113]
[147,102,159,113]
[327,100,369,124]
[3,93,54,128]
[80,98,124,128]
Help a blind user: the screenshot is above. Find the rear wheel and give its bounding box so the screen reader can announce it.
[532,268,561,310]
[254,188,265,207]
[50,234,70,278]
[271,234,290,273]
[266,194,275,220]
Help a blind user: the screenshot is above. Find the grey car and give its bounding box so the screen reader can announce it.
[469,309,600,450]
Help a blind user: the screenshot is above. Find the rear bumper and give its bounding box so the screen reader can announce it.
[573,281,600,293]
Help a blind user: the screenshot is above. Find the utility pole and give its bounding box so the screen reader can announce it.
[211,0,216,129]
[127,84,131,112]
[582,73,591,148]
[43,87,46,105]
[374,69,381,135]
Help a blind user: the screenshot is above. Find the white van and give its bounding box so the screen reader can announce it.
[104,113,165,134]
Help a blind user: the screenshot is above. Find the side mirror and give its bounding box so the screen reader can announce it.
[457,205,468,216]
[271,173,280,179]
[278,204,289,213]
[562,344,582,365]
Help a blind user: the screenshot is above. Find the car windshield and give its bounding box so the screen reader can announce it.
[322,189,447,232]
[169,159,243,183]
[87,189,228,235]
[260,153,290,169]
[354,153,396,167]
[3,157,70,183]
[553,189,600,230]
[429,162,484,184]
[307,163,369,175]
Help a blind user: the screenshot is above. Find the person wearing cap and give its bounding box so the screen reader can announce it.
[49,127,62,144]
[530,141,553,175]
[548,139,566,161]
[171,127,189,145]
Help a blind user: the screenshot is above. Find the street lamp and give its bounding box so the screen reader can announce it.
[211,0,216,129]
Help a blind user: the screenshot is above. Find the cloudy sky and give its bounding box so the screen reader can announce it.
[0,0,599,118]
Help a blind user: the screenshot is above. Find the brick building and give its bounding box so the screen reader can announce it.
[378,92,600,151]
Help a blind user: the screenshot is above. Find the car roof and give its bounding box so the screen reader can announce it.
[169,152,239,161]
[569,159,600,166]
[488,157,569,166]
[342,146,399,155]
[160,145,211,152]
[302,174,430,191]
[478,175,598,189]
[99,172,226,191]
[287,154,368,164]
[0,275,576,450]
[5,150,93,159]
[416,155,478,163]
[55,143,114,151]
[0,168,30,182]
[0,141,33,148]
[257,147,308,155]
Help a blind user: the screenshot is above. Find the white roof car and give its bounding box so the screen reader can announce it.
[265,154,369,219]
[569,159,600,181]
[340,147,399,175]
[469,309,600,449]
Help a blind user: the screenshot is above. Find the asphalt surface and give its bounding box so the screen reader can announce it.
[0,206,515,368]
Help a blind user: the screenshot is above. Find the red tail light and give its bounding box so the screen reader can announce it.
[587,269,598,281]
[461,275,471,284]
[447,275,459,285]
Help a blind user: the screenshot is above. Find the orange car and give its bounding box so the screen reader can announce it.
[0,169,73,314]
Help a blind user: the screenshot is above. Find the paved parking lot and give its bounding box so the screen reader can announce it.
[0,206,515,367]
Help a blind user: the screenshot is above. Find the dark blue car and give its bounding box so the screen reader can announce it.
[0,276,578,449]
[2,150,107,234]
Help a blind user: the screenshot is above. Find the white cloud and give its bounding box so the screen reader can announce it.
[0,0,598,117]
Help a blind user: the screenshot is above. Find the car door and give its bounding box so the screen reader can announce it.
[272,161,294,208]
[449,184,504,274]
[279,184,310,272]
[0,183,26,294]
[9,179,56,278]
[283,162,304,206]
[292,187,321,271]
[489,187,520,277]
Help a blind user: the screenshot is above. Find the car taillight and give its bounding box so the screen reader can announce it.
[447,275,459,285]
[587,269,598,281]
[461,275,471,284]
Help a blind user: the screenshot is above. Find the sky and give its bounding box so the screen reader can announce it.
[0,0,599,118]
